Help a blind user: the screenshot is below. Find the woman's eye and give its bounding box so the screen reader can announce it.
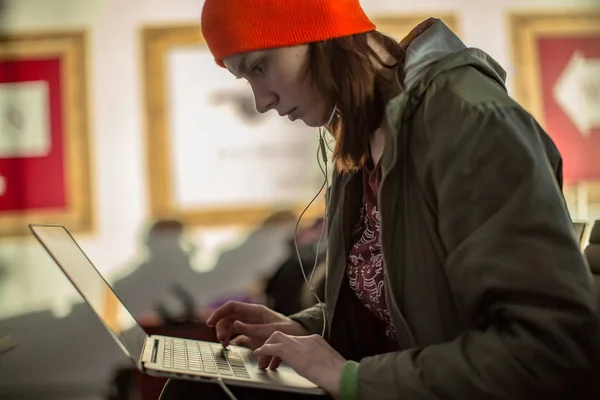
[251,60,264,74]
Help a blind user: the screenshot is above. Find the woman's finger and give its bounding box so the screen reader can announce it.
[254,342,285,359]
[206,301,237,327]
[233,321,279,340]
[214,316,236,345]
[255,333,297,370]
[257,355,273,370]
[206,301,258,327]
[230,335,252,348]
[266,330,298,346]
[268,356,282,371]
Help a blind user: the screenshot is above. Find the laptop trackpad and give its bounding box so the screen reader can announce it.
[239,347,322,390]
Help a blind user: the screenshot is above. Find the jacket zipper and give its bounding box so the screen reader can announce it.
[378,173,417,349]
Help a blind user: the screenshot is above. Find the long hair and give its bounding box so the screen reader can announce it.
[306,31,406,173]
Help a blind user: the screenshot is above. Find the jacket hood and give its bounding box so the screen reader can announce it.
[402,20,507,94]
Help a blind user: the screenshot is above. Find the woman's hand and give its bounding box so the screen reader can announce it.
[206,301,310,366]
[254,332,346,397]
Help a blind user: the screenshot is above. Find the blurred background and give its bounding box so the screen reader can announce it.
[0,0,599,399]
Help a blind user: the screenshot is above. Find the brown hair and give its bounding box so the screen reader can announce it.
[306,31,406,173]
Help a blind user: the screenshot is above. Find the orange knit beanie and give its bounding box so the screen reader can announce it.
[201,0,376,67]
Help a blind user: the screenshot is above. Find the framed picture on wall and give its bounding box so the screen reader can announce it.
[509,10,600,209]
[142,24,325,227]
[0,31,93,237]
[373,13,460,40]
[141,14,459,228]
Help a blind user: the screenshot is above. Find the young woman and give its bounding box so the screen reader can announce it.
[161,0,600,399]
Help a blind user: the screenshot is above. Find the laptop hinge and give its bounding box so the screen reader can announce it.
[141,337,158,363]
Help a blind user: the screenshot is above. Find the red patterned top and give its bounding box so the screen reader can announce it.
[345,17,437,346]
[347,157,397,341]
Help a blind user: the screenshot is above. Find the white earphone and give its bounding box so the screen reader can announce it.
[294,105,337,338]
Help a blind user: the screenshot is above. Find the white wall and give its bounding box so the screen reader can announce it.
[1,0,599,320]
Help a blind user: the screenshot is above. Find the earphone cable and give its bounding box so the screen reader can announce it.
[293,125,331,338]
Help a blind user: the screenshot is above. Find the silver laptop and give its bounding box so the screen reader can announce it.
[30,224,326,395]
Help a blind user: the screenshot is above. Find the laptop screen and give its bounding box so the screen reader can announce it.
[30,224,147,363]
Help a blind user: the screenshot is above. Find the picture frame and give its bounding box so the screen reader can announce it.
[373,13,460,40]
[509,10,600,210]
[141,14,459,228]
[142,24,325,228]
[0,30,93,237]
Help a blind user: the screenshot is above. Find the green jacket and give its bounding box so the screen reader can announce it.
[290,20,600,399]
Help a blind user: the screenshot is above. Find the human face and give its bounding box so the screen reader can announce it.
[223,45,329,127]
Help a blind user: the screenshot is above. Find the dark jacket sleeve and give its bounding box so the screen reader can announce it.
[289,304,326,335]
[355,96,600,399]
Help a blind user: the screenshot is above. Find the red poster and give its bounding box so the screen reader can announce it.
[0,58,67,212]
[538,36,600,183]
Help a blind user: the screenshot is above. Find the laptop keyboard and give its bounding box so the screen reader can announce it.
[162,338,250,379]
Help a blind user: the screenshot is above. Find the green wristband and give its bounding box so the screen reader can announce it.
[339,361,359,400]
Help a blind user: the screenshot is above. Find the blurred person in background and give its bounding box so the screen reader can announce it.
[263,217,327,316]
[163,0,600,399]
[113,219,200,319]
